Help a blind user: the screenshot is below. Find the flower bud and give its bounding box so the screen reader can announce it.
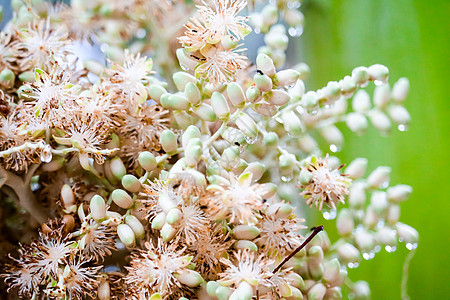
[323,81,341,102]
[348,184,366,209]
[98,280,110,300]
[176,48,198,70]
[308,283,326,300]
[235,113,258,138]
[346,112,368,134]
[105,211,123,226]
[185,143,202,167]
[320,125,343,149]
[138,151,157,171]
[221,127,246,146]
[227,82,246,107]
[299,168,312,185]
[90,195,107,220]
[148,84,167,103]
[301,91,318,108]
[193,103,217,122]
[370,191,388,213]
[266,89,291,106]
[175,269,204,288]
[386,204,400,225]
[221,34,238,50]
[215,286,233,300]
[161,223,177,241]
[234,240,258,251]
[232,225,260,240]
[376,226,397,247]
[254,73,273,92]
[110,157,126,180]
[111,189,133,209]
[262,132,278,146]
[256,53,276,77]
[337,243,361,265]
[173,72,196,91]
[184,82,201,105]
[125,215,145,239]
[373,84,391,109]
[387,184,412,203]
[220,146,240,170]
[352,90,371,112]
[337,209,354,236]
[367,166,391,189]
[261,5,278,27]
[324,287,342,300]
[339,75,357,97]
[117,224,135,247]
[229,281,253,300]
[61,184,75,208]
[351,281,370,300]
[387,105,410,125]
[354,229,375,253]
[158,192,176,213]
[160,130,178,154]
[162,93,190,110]
[323,258,341,286]
[362,206,378,229]
[391,77,409,102]
[345,158,368,179]
[243,162,266,182]
[151,212,166,230]
[275,69,300,87]
[182,125,201,148]
[0,68,15,87]
[207,281,221,296]
[18,71,34,83]
[265,32,289,51]
[166,207,183,225]
[281,111,303,136]
[245,85,261,103]
[396,222,419,245]
[308,245,324,263]
[297,135,318,154]
[351,67,370,86]
[122,174,141,193]
[368,64,389,84]
[211,92,230,120]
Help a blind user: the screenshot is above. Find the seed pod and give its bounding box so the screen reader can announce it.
[111,189,133,209]
[122,174,141,193]
[125,215,145,239]
[138,151,157,171]
[117,224,135,247]
[90,195,107,220]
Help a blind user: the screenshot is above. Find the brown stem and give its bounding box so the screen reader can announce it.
[272,225,324,274]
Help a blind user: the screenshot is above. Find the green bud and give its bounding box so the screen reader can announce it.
[221,146,240,170]
[299,169,312,185]
[207,281,221,296]
[174,269,204,287]
[323,258,341,286]
[387,184,412,203]
[215,286,233,300]
[148,84,167,104]
[308,283,326,300]
[166,208,183,225]
[138,151,157,171]
[184,82,201,105]
[151,212,166,230]
[125,215,145,239]
[308,261,324,281]
[160,130,178,154]
[90,195,107,220]
[211,92,230,120]
[0,68,15,87]
[368,64,389,84]
[182,125,201,148]
[117,224,135,247]
[122,174,141,193]
[161,223,177,241]
[173,72,196,91]
[235,113,258,138]
[351,67,370,86]
[111,189,133,209]
[167,93,190,110]
[193,103,217,122]
[337,209,354,236]
[227,82,246,107]
[301,91,318,108]
[110,157,126,180]
[281,110,303,136]
[18,71,34,83]
[234,240,258,251]
[262,132,278,146]
[158,193,176,213]
[254,73,273,92]
[256,53,276,77]
[232,225,260,240]
[337,243,361,265]
[245,86,261,103]
[185,144,202,167]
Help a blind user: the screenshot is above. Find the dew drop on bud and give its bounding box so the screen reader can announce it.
[329,144,341,153]
[398,124,409,131]
[244,135,257,144]
[385,245,397,253]
[406,242,418,250]
[322,207,337,220]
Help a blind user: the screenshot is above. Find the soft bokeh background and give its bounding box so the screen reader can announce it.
[298,0,449,298]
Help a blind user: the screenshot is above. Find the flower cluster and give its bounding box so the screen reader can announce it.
[0,0,417,299]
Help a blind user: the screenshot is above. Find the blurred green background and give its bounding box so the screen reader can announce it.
[299,0,449,298]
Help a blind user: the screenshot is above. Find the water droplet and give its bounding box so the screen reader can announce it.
[244,135,257,144]
[374,80,385,86]
[398,124,409,131]
[100,43,109,52]
[254,28,261,34]
[136,29,146,39]
[385,245,397,253]
[180,63,189,71]
[374,245,381,253]
[288,26,304,37]
[287,1,301,9]
[309,109,318,115]
[376,219,385,230]
[322,208,337,220]
[329,144,341,153]
[281,176,293,182]
[380,180,390,189]
[348,262,359,268]
[406,243,418,250]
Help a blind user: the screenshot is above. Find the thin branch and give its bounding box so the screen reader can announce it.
[272,225,324,274]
